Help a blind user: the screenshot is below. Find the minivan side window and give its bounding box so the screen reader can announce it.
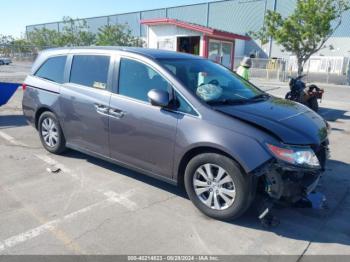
[70,55,110,89]
[118,58,171,102]
[35,56,67,84]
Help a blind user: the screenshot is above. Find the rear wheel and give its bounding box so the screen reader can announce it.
[184,153,254,220]
[38,111,66,154]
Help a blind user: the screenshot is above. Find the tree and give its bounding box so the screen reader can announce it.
[60,16,95,46]
[95,24,143,47]
[27,28,63,49]
[11,39,33,54]
[0,35,15,56]
[252,0,350,75]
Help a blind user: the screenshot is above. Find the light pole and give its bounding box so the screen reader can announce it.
[268,0,277,58]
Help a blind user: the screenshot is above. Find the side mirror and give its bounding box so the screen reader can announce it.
[147,89,170,108]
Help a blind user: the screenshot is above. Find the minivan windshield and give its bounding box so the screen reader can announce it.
[158,58,266,105]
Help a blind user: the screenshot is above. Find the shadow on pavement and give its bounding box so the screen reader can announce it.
[0,114,28,129]
[319,107,350,122]
[61,150,350,247]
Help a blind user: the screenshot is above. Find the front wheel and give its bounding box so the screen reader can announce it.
[285,92,292,100]
[184,153,254,220]
[38,111,66,154]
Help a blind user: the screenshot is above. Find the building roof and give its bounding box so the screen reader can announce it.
[141,18,251,41]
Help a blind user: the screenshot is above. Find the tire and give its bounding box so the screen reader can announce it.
[38,111,66,154]
[0,61,4,65]
[184,153,254,220]
[308,96,319,112]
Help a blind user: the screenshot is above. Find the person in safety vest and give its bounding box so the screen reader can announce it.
[237,57,252,81]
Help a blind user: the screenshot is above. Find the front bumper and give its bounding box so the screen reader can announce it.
[257,141,329,203]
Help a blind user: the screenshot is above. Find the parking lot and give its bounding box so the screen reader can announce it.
[1,62,350,256]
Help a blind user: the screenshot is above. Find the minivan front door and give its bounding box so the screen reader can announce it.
[59,54,112,156]
[109,58,179,178]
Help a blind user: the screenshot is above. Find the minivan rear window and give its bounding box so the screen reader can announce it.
[35,56,67,84]
[70,55,110,89]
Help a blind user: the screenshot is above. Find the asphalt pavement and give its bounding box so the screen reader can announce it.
[0,63,349,256]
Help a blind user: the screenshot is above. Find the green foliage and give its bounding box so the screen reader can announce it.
[1,35,33,55]
[11,39,33,53]
[251,0,350,75]
[59,16,96,46]
[27,17,95,48]
[27,28,63,49]
[249,27,269,46]
[26,17,143,50]
[95,24,143,47]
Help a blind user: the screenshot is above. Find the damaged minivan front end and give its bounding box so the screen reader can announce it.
[255,140,330,206]
[214,96,331,217]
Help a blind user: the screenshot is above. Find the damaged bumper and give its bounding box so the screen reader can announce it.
[255,141,330,203]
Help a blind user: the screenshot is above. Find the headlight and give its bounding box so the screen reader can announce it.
[267,144,320,168]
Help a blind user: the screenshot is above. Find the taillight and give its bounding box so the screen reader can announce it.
[22,83,27,91]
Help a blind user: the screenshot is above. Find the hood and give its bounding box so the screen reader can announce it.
[215,97,328,145]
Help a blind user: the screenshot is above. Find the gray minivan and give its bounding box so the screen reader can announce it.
[22,47,329,221]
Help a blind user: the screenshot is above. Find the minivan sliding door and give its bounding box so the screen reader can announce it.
[59,54,113,157]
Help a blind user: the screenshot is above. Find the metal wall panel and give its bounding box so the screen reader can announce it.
[208,0,266,34]
[26,26,36,33]
[333,9,350,37]
[108,15,119,25]
[85,17,108,34]
[275,0,296,17]
[116,13,141,36]
[25,0,350,57]
[32,24,45,31]
[140,9,167,36]
[44,22,59,31]
[167,3,208,26]
[58,22,66,33]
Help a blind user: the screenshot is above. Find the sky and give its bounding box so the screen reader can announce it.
[0,0,215,38]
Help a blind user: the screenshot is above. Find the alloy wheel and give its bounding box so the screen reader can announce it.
[41,117,59,148]
[193,163,236,210]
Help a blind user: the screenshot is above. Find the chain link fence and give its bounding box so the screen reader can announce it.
[234,56,350,85]
[234,57,288,81]
[0,44,46,62]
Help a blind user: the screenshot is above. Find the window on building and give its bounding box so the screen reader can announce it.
[70,55,110,89]
[35,56,67,84]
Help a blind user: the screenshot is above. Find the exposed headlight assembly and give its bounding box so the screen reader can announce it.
[267,144,320,168]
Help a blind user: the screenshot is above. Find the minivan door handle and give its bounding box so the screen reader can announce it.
[109,108,125,119]
[94,103,109,114]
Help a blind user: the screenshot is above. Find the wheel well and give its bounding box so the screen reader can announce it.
[177,147,240,189]
[34,107,52,129]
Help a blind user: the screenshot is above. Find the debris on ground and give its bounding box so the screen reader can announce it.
[46,167,61,174]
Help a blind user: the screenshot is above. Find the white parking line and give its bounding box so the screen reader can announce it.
[0,190,137,253]
[0,131,27,147]
[0,130,78,179]
[0,130,139,251]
